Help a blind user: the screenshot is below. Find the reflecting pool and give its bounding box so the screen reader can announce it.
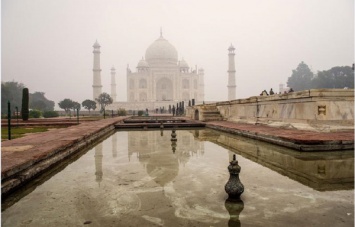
[2,129,354,227]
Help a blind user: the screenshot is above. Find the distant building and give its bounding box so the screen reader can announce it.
[93,31,205,111]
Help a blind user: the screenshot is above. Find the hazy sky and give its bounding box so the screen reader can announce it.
[2,0,354,109]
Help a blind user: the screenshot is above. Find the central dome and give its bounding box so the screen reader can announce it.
[145,36,178,64]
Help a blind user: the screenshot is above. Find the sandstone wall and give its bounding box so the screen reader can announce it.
[186,89,354,132]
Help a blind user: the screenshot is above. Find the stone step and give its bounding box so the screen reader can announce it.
[201,107,223,121]
[202,112,221,115]
[202,116,223,121]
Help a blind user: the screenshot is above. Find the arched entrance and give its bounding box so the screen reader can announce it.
[194,109,199,120]
[156,78,173,101]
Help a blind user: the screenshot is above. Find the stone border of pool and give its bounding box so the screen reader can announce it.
[1,117,128,197]
[205,121,354,151]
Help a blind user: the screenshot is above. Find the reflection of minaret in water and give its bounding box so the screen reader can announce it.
[95,143,103,185]
[112,133,117,158]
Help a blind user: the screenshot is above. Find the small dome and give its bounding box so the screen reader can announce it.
[93,40,100,48]
[137,57,149,68]
[179,59,189,68]
[145,36,178,64]
[111,66,116,71]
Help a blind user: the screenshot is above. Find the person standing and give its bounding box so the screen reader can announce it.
[270,88,274,95]
[172,105,176,116]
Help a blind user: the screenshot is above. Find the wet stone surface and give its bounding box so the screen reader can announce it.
[2,129,354,227]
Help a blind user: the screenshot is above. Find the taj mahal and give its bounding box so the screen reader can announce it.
[92,31,236,112]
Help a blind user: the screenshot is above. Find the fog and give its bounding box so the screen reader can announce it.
[2,0,354,109]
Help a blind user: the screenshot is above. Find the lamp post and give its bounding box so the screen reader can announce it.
[77,108,79,124]
[15,106,19,126]
[7,101,11,140]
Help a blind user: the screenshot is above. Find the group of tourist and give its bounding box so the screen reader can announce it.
[144,103,186,116]
[260,88,294,96]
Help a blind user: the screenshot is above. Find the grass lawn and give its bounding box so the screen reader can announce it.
[1,126,63,140]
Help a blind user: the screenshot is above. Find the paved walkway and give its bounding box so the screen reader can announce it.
[206,121,354,151]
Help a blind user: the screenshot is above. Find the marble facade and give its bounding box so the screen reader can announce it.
[106,33,204,111]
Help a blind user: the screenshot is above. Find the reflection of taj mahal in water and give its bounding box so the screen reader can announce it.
[89,130,353,227]
[92,30,205,111]
[94,130,205,186]
[128,130,204,187]
[94,130,353,191]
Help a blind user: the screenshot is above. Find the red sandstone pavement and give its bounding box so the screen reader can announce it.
[206,121,354,145]
[1,117,127,180]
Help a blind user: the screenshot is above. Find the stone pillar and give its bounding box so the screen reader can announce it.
[93,40,102,101]
[227,44,236,101]
[110,66,117,102]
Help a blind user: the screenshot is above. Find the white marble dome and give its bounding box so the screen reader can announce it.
[145,36,178,64]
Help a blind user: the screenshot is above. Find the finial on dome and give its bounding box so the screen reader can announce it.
[160,27,163,38]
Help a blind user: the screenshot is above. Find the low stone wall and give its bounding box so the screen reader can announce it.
[186,89,354,132]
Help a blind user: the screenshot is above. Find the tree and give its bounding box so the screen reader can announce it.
[1,81,55,114]
[1,81,25,115]
[312,66,354,89]
[82,99,97,115]
[21,88,29,121]
[58,99,74,115]
[30,100,47,111]
[287,61,314,91]
[73,101,81,111]
[72,101,81,116]
[29,92,55,111]
[95,93,113,113]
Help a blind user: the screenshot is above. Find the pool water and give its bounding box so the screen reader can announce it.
[2,129,354,227]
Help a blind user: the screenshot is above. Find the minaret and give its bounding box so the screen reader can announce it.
[227,44,236,101]
[198,68,205,103]
[110,66,117,102]
[92,40,102,101]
